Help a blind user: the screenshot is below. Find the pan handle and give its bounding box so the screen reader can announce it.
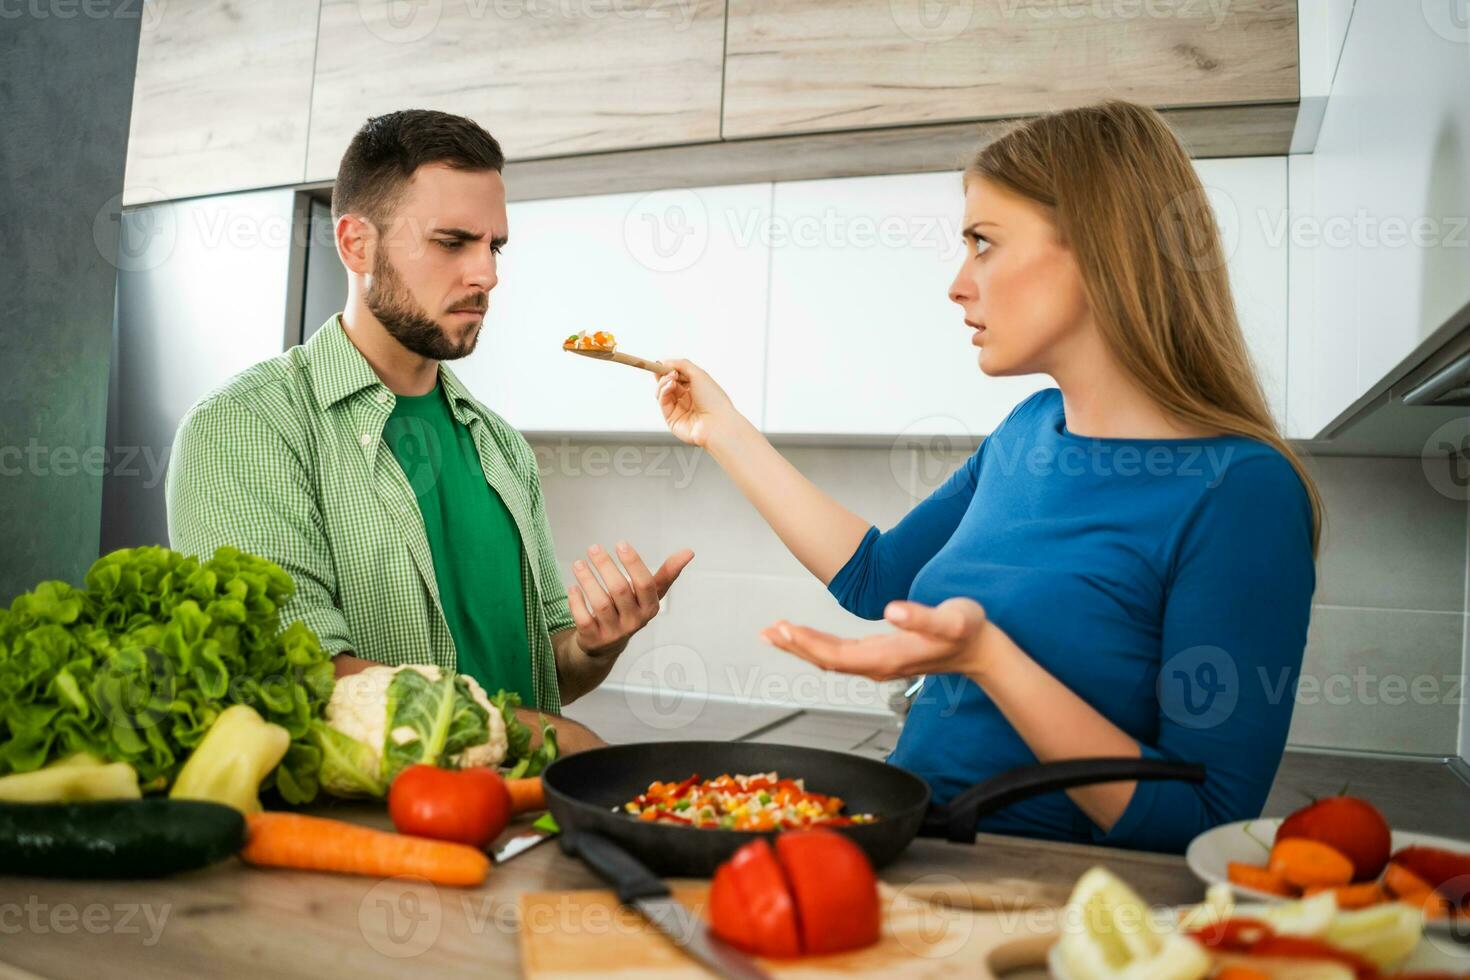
[918,756,1206,844]
[563,830,672,905]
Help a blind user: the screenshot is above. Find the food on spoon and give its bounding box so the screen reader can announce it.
[622,772,875,830]
[1276,797,1393,883]
[563,330,616,352]
[707,830,879,958]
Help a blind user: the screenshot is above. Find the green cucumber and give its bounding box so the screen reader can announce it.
[0,799,246,878]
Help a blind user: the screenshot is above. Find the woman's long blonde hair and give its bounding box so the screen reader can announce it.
[967,100,1322,555]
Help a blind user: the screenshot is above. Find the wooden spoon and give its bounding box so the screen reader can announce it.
[564,347,671,376]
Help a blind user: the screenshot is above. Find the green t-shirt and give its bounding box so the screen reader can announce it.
[383,383,536,704]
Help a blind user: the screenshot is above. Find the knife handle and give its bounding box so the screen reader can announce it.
[565,831,671,904]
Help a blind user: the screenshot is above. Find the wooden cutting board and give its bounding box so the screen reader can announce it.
[519,881,1060,978]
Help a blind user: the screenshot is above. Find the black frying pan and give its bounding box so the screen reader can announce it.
[543,740,1204,877]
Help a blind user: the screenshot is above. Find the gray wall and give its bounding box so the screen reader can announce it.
[0,6,142,600]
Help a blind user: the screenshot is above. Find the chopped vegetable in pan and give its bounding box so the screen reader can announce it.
[622,773,875,831]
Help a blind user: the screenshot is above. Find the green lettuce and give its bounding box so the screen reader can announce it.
[490,690,559,779]
[0,546,335,803]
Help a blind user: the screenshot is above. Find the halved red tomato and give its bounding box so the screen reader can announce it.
[775,830,881,955]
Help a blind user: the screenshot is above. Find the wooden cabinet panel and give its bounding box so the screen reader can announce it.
[723,0,1298,139]
[304,0,727,183]
[123,0,319,205]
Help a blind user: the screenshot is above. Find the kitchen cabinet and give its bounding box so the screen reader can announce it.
[451,183,774,434]
[762,159,1289,437]
[1284,0,1470,439]
[123,0,318,205]
[303,0,727,183]
[722,0,1298,140]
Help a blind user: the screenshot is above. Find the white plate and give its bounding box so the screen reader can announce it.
[1185,817,1470,935]
[1048,934,1470,979]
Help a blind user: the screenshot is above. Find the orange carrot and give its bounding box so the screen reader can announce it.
[1383,861,1434,899]
[1399,887,1452,921]
[1215,967,1271,980]
[1269,838,1355,889]
[1228,861,1299,897]
[1303,882,1386,909]
[506,777,545,815]
[241,812,489,887]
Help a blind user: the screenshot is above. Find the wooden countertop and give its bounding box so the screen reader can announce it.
[0,797,1207,979]
[6,689,1466,978]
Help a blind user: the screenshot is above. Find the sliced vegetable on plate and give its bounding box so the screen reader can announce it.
[1187,795,1470,930]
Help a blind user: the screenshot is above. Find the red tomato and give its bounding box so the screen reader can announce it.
[1187,917,1274,953]
[774,830,881,955]
[707,862,756,951]
[1392,846,1470,907]
[1246,936,1378,980]
[388,765,512,848]
[712,838,801,958]
[1275,797,1392,883]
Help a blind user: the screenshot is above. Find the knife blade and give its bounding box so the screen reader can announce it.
[634,896,774,980]
[566,831,773,980]
[492,812,559,863]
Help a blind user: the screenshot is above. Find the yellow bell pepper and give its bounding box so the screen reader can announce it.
[0,753,141,802]
[169,705,290,814]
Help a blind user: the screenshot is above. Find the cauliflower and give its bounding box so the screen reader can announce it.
[313,664,512,797]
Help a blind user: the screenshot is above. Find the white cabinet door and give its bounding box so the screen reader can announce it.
[763,171,1046,439]
[452,184,774,434]
[763,163,1288,437]
[1290,0,1470,437]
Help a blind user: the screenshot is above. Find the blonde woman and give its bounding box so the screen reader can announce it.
[655,101,1320,853]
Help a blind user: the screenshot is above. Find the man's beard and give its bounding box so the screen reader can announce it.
[365,250,483,361]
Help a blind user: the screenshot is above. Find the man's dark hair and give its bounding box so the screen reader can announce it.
[332,109,504,226]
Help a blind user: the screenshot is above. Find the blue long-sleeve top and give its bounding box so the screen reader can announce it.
[830,388,1315,854]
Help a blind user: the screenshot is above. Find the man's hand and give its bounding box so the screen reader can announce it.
[567,540,693,656]
[514,707,606,756]
[332,652,383,678]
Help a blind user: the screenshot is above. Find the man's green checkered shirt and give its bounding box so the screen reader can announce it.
[165,314,570,712]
